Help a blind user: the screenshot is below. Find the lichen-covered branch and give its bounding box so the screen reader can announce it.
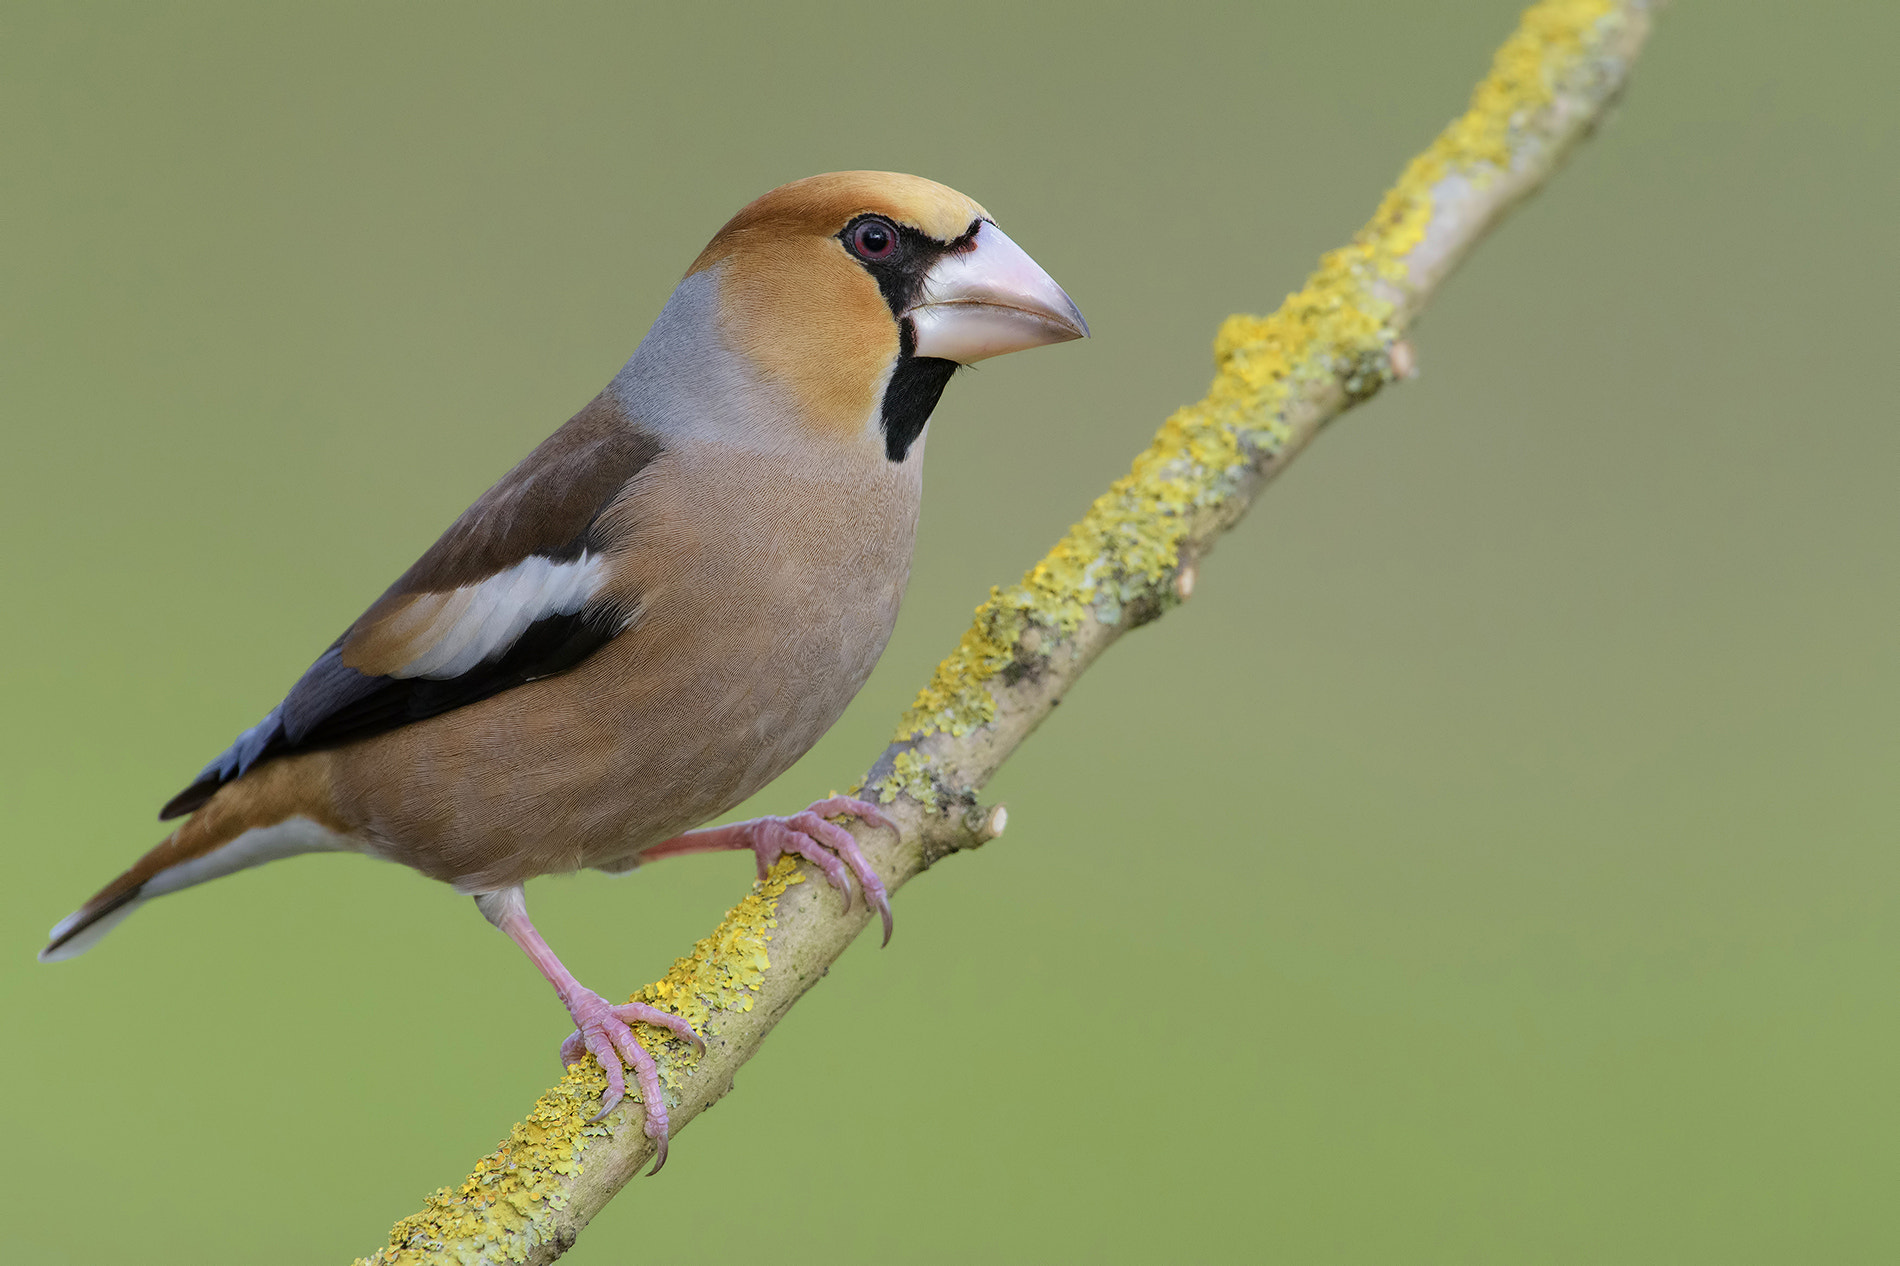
[357,4,1654,1261]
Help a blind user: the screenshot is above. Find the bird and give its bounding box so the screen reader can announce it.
[39,170,1086,1170]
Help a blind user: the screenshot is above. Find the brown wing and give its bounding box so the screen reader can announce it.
[160,392,662,819]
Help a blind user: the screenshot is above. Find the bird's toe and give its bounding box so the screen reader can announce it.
[606,1001,706,1055]
[807,794,897,834]
[799,808,893,944]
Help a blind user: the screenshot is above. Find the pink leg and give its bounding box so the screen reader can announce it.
[475,887,703,1175]
[640,796,897,945]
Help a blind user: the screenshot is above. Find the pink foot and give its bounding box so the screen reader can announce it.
[642,796,898,944]
[742,797,897,944]
[476,886,704,1175]
[558,987,705,1174]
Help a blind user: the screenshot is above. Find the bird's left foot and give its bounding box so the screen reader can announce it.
[557,988,705,1173]
[642,796,897,943]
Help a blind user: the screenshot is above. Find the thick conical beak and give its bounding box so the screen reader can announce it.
[907,221,1089,364]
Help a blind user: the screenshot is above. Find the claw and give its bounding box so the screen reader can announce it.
[584,1025,628,1123]
[797,809,893,944]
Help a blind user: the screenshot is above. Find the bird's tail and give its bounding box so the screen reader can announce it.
[40,823,199,962]
[39,760,348,962]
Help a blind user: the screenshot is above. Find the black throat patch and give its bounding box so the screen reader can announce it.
[881,320,958,462]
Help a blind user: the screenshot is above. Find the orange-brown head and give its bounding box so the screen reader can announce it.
[658,171,1086,461]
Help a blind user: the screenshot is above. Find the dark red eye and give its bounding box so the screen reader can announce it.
[850,218,898,261]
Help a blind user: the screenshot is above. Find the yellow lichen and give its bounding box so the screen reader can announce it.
[871,748,942,812]
[357,860,805,1266]
[895,0,1622,743]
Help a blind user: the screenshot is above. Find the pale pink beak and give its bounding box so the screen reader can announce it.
[907,221,1088,364]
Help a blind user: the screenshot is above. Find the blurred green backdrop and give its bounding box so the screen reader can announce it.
[5,2,1897,1261]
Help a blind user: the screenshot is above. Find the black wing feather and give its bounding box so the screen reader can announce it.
[160,610,616,820]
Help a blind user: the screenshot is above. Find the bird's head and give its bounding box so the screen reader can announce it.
[659,171,1087,462]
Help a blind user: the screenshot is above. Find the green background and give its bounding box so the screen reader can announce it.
[4,2,1896,1260]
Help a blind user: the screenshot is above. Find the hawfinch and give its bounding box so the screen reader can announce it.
[41,171,1086,1167]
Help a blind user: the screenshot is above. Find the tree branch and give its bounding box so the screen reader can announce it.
[358,3,1655,1260]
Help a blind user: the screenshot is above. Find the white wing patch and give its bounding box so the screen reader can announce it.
[393,552,607,680]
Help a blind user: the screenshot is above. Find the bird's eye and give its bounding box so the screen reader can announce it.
[850,218,898,261]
